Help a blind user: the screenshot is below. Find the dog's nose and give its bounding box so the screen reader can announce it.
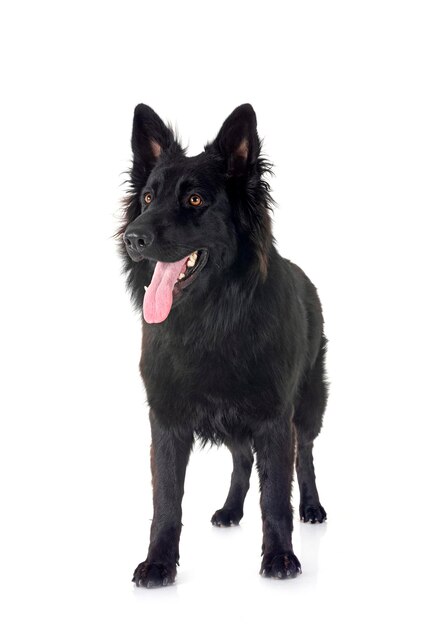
[123,230,154,254]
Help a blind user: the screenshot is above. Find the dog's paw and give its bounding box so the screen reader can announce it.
[132,561,176,588]
[211,507,242,527]
[260,551,302,579]
[299,503,327,523]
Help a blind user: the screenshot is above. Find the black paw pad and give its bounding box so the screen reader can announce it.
[299,503,327,524]
[211,507,242,527]
[261,551,302,579]
[132,561,176,588]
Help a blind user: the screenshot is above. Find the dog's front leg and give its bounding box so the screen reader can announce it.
[254,413,302,579]
[132,410,192,588]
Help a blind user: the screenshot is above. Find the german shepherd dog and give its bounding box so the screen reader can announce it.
[119,103,328,587]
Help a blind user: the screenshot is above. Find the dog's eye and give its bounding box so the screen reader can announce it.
[188,194,203,207]
[144,193,153,204]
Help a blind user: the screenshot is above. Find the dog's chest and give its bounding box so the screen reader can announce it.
[141,326,285,425]
[144,337,252,393]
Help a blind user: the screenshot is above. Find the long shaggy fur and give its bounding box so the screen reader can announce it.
[118,103,329,588]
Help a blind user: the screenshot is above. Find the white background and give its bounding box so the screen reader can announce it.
[1,1,425,624]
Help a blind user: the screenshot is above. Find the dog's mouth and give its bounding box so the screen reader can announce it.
[143,249,208,324]
[173,249,208,294]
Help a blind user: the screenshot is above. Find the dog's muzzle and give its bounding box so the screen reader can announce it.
[123,228,154,261]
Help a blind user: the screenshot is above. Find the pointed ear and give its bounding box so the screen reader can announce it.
[131,104,176,169]
[212,104,260,176]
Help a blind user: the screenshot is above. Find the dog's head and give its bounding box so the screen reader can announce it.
[120,104,273,323]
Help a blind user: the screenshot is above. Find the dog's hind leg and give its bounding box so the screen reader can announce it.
[293,336,328,523]
[211,441,253,527]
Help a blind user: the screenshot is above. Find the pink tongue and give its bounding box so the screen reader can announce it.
[143,256,188,323]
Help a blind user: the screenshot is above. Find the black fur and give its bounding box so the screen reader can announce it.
[118,103,328,587]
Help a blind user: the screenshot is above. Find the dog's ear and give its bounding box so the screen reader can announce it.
[131,104,176,169]
[211,104,260,176]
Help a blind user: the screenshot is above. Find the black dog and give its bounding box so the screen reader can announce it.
[119,103,328,587]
